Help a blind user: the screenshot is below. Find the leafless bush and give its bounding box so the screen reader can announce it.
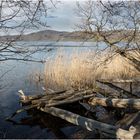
[75,0,140,71]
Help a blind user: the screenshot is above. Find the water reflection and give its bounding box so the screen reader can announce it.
[7,109,73,139]
[5,103,99,139]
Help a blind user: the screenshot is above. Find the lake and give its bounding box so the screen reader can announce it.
[0,41,102,138]
[0,41,139,138]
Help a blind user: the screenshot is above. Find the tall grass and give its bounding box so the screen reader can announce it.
[45,48,140,90]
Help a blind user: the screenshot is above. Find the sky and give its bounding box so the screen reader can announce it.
[46,1,80,32]
[1,0,137,35]
[0,0,82,35]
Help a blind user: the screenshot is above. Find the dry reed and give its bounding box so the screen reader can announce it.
[45,48,140,90]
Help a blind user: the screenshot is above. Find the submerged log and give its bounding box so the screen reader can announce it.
[88,97,140,110]
[39,106,136,139]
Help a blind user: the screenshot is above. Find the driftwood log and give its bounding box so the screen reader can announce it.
[39,106,136,139]
[20,89,96,107]
[88,97,140,110]
[14,88,140,139]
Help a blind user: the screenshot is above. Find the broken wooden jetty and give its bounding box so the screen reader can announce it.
[7,79,140,139]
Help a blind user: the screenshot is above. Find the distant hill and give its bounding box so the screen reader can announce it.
[0,30,93,41]
[0,29,138,42]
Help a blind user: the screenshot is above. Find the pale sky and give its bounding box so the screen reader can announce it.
[46,0,80,32]
[1,0,82,35]
[1,0,136,35]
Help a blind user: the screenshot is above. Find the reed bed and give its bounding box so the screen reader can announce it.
[45,48,140,90]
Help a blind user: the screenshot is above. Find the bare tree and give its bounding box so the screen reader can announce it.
[0,0,59,63]
[76,0,140,71]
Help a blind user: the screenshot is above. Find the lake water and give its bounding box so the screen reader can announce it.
[0,41,139,138]
[0,41,102,138]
